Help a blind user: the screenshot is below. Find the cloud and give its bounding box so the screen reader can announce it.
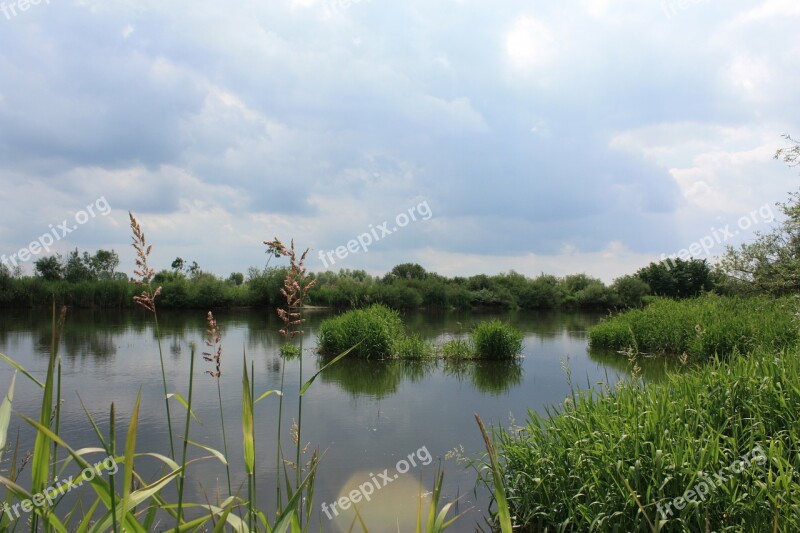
[0,0,795,280]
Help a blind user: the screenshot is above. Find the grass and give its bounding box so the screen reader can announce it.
[440,338,475,358]
[317,304,405,359]
[471,320,523,360]
[394,333,434,359]
[588,294,800,361]
[486,346,800,531]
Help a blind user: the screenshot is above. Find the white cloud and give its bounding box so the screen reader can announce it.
[504,15,556,71]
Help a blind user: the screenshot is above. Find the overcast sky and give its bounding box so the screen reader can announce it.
[0,0,797,281]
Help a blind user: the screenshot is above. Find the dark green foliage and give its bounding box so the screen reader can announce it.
[636,258,714,298]
[34,255,64,281]
[518,275,561,309]
[90,249,120,279]
[245,267,288,307]
[374,284,424,309]
[390,263,427,280]
[471,320,523,360]
[227,272,244,286]
[5,252,688,312]
[611,275,650,308]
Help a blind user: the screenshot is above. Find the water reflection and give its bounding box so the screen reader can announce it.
[319,356,525,398]
[443,359,523,395]
[587,346,680,381]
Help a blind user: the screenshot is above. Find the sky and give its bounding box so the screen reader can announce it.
[0,0,798,282]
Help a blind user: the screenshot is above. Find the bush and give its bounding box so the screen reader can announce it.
[471,320,523,360]
[318,304,405,359]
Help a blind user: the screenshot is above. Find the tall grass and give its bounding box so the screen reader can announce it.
[471,320,523,360]
[487,346,800,531]
[589,294,800,361]
[317,304,405,358]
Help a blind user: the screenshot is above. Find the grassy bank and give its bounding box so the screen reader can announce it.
[489,346,800,531]
[483,296,800,531]
[588,294,800,361]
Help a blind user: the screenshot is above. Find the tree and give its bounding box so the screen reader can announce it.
[34,255,64,281]
[636,258,713,298]
[721,190,800,295]
[91,249,119,279]
[519,274,561,309]
[775,134,800,168]
[612,275,651,308]
[391,263,427,280]
[227,272,244,286]
[171,257,185,274]
[188,261,201,278]
[64,249,95,282]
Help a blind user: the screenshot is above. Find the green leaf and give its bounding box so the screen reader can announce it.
[0,352,44,389]
[475,414,513,533]
[122,391,142,531]
[241,355,255,475]
[184,438,228,466]
[167,393,202,424]
[0,372,16,462]
[254,389,282,404]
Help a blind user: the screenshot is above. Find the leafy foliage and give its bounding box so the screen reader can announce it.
[471,320,523,360]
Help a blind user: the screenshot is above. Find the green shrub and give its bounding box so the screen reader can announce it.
[471,320,523,359]
[317,304,405,359]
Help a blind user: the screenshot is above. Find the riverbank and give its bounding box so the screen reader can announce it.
[488,295,800,531]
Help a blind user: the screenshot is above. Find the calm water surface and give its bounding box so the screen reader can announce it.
[0,308,669,531]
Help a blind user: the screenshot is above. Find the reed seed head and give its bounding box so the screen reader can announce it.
[203,311,223,378]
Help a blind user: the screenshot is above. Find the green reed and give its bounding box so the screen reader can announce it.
[485,346,800,531]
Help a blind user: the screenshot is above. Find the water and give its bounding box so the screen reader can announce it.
[0,308,669,531]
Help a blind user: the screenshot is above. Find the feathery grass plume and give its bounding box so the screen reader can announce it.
[264,237,316,338]
[203,312,222,378]
[128,211,175,459]
[264,237,316,525]
[129,211,162,313]
[203,311,232,497]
